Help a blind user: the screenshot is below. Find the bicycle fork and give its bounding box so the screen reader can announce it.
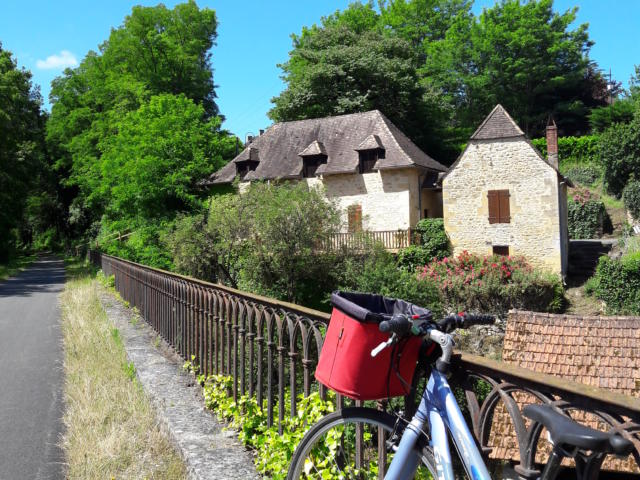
[384,371,492,480]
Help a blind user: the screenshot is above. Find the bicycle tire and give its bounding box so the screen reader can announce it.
[287,406,436,480]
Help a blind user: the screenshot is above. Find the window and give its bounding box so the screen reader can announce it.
[488,189,510,224]
[347,204,362,232]
[358,150,378,174]
[302,155,327,178]
[492,245,509,256]
[236,161,258,179]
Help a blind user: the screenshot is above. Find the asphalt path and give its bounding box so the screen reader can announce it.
[0,256,65,480]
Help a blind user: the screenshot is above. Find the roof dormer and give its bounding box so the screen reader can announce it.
[355,134,385,174]
[235,147,260,179]
[298,140,327,178]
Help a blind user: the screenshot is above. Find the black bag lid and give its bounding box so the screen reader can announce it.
[330,291,432,323]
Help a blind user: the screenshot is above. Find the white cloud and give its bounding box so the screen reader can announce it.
[36,50,78,70]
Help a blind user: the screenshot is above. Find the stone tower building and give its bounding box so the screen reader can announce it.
[442,105,571,276]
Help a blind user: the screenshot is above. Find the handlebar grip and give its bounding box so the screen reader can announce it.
[463,314,496,327]
[379,314,411,335]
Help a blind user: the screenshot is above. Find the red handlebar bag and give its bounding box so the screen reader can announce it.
[315,291,431,401]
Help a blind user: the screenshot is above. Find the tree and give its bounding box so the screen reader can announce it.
[0,44,45,259]
[46,1,227,246]
[96,94,232,223]
[269,2,451,159]
[424,0,603,137]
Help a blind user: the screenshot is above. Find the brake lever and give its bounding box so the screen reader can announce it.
[371,333,397,358]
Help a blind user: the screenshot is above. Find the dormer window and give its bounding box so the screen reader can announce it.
[358,150,379,174]
[236,160,258,179]
[234,147,260,180]
[302,155,327,178]
[355,134,384,174]
[299,140,328,178]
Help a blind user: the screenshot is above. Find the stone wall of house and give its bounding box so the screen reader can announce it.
[443,137,563,274]
[305,168,419,232]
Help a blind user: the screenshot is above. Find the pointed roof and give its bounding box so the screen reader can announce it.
[298,140,327,157]
[442,104,573,187]
[470,104,525,140]
[355,134,383,151]
[204,110,447,184]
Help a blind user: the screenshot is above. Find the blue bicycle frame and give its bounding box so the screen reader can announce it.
[384,369,492,480]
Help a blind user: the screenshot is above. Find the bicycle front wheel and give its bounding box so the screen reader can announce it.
[287,406,436,480]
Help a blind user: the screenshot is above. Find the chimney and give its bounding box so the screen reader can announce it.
[259,129,264,136]
[546,118,558,169]
[247,135,254,144]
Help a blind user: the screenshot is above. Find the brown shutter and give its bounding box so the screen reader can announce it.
[488,190,510,224]
[498,190,510,223]
[488,191,499,224]
[348,205,362,232]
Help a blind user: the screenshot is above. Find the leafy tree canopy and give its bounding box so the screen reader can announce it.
[269,1,453,159]
[272,0,605,162]
[0,43,45,259]
[45,1,233,245]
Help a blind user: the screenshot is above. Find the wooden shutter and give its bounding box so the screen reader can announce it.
[348,205,362,232]
[488,190,510,224]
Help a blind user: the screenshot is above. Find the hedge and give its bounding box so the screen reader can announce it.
[531,135,599,166]
[623,180,640,221]
[585,253,640,315]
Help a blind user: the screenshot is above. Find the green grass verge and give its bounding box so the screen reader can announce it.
[60,258,186,479]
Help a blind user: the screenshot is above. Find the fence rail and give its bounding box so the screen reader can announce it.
[89,251,640,477]
[325,229,421,251]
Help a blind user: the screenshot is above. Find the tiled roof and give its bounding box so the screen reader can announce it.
[443,104,573,186]
[470,104,525,140]
[491,310,640,472]
[204,110,447,184]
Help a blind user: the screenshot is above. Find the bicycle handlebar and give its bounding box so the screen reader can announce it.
[374,312,496,372]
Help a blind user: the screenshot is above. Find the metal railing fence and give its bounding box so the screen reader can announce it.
[89,251,640,477]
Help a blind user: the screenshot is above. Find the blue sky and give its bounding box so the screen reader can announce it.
[1,1,638,139]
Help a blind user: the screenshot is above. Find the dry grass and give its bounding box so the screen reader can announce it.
[60,271,186,479]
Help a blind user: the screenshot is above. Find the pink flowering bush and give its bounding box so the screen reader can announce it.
[419,251,564,316]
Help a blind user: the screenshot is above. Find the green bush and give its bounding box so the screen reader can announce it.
[340,244,443,317]
[398,218,450,272]
[564,165,602,186]
[567,190,607,239]
[623,180,640,220]
[420,251,564,317]
[203,374,335,479]
[531,135,599,165]
[586,253,640,315]
[599,117,640,197]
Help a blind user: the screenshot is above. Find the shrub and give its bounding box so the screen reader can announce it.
[419,251,564,317]
[340,244,443,317]
[531,135,599,165]
[398,218,451,272]
[623,179,640,221]
[586,253,640,315]
[599,117,640,197]
[203,375,335,479]
[564,165,601,186]
[567,189,607,239]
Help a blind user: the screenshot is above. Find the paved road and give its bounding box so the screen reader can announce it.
[0,256,65,480]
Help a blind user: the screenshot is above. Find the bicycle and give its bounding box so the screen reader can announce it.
[288,311,634,480]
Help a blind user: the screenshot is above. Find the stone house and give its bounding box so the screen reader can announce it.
[204,110,447,233]
[442,105,572,276]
